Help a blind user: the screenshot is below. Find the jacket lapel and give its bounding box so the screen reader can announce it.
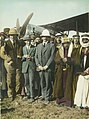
[25,46,35,56]
[43,43,50,54]
[29,47,34,56]
[40,44,43,56]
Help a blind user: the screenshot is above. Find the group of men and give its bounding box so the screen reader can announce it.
[0,28,89,109]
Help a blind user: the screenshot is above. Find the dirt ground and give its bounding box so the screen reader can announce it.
[1,96,89,119]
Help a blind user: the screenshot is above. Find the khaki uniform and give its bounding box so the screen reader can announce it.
[1,40,17,97]
[1,39,25,97]
[0,47,6,91]
[0,46,7,99]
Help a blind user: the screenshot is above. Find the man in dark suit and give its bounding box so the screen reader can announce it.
[35,29,55,104]
[22,35,36,102]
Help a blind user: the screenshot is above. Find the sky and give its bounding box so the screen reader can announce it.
[0,0,89,31]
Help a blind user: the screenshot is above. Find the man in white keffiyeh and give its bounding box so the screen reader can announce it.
[74,33,89,110]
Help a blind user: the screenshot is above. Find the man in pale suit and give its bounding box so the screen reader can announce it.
[22,35,36,102]
[35,29,55,104]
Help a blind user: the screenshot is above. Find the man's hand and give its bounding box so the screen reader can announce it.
[26,55,31,60]
[38,66,44,71]
[36,65,48,71]
[84,68,89,75]
[8,61,13,65]
[63,58,67,63]
[43,65,48,70]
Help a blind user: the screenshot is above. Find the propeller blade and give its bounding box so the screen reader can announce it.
[20,13,33,37]
[16,18,20,34]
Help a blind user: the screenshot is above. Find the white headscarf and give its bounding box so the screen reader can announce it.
[80,33,89,48]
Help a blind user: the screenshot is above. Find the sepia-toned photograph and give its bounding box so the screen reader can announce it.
[0,0,89,119]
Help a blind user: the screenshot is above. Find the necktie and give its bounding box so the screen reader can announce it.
[43,42,45,47]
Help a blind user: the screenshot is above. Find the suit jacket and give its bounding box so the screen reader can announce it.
[22,45,36,73]
[35,42,55,69]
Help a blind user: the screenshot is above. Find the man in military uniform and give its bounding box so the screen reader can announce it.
[0,35,5,100]
[0,32,7,99]
[1,28,25,101]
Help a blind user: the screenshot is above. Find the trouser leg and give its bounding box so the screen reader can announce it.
[16,68,22,94]
[24,73,30,96]
[20,74,25,96]
[7,71,16,97]
[29,69,35,98]
[44,71,52,101]
[16,59,22,94]
[39,72,46,99]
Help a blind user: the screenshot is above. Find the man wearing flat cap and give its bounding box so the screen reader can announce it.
[22,35,36,102]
